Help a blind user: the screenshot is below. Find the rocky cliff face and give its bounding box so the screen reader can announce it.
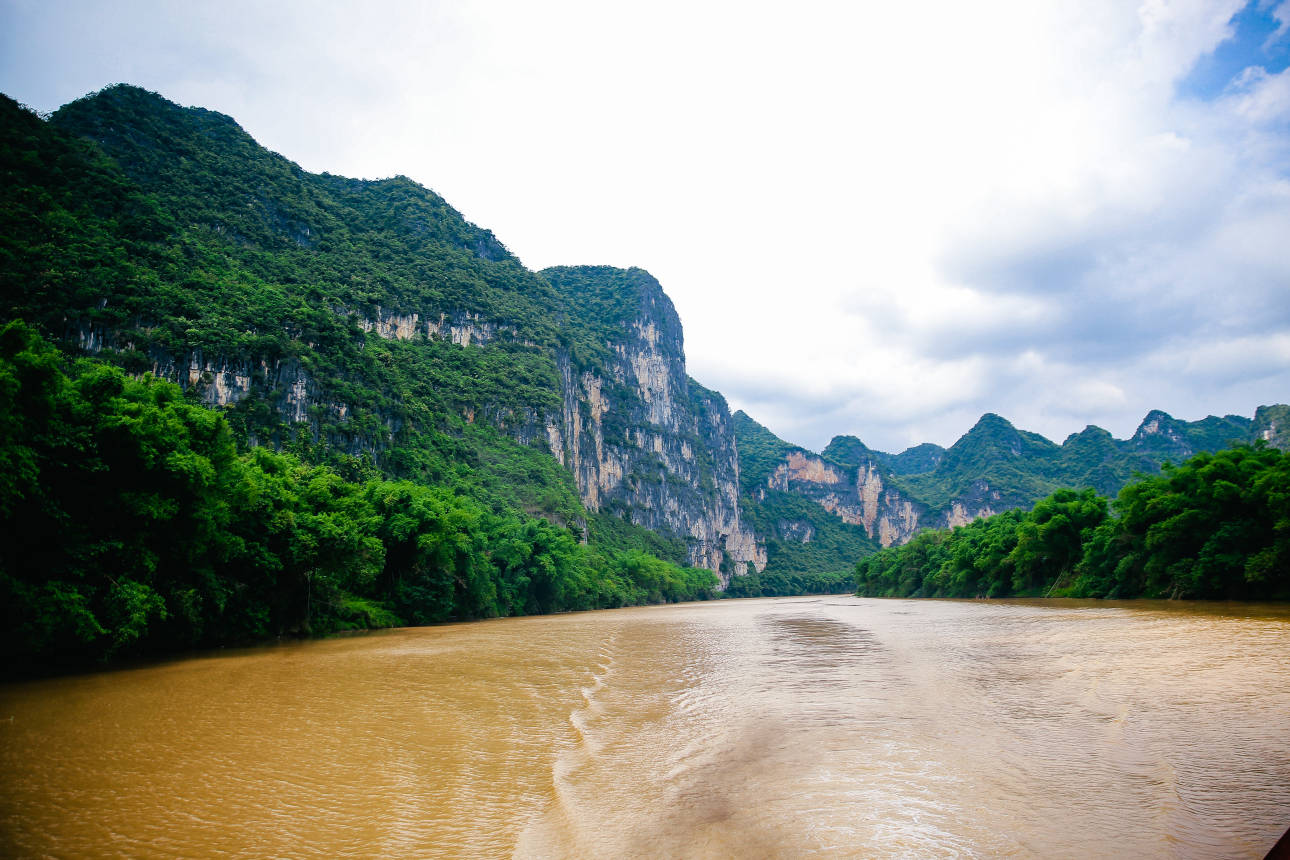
[541,268,765,582]
[1251,405,1288,450]
[71,267,765,583]
[761,447,996,548]
[72,321,407,457]
[302,274,769,581]
[358,309,517,347]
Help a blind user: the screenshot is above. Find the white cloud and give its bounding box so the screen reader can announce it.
[1227,65,1290,120]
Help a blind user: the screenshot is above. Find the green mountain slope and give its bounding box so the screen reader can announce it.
[1126,409,1253,461]
[1,84,778,665]
[896,409,1263,514]
[739,403,1289,562]
[4,87,579,522]
[893,413,1064,511]
[872,442,945,475]
[3,82,1284,627]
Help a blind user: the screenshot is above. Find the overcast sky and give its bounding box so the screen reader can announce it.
[3,0,1288,452]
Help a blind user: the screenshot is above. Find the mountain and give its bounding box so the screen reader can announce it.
[537,266,762,577]
[1,85,764,585]
[736,406,1285,553]
[1127,410,1253,462]
[2,83,1282,597]
[872,442,944,475]
[1253,404,1290,449]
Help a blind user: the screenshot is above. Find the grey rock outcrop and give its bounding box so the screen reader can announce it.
[541,268,765,583]
[761,447,995,548]
[1252,404,1289,450]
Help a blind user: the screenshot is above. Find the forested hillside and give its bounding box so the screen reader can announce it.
[1,83,1283,668]
[736,403,1285,559]
[0,85,757,665]
[854,445,1290,601]
[0,322,716,666]
[3,83,772,564]
[3,87,574,515]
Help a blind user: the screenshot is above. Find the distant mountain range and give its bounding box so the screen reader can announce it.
[2,83,1284,586]
[734,405,1288,571]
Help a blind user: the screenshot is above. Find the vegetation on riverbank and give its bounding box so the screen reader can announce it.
[723,568,853,597]
[855,444,1290,600]
[0,323,717,667]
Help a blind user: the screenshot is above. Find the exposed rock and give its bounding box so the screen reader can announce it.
[758,438,1011,549]
[184,353,253,408]
[74,324,104,353]
[360,309,421,341]
[1131,409,1190,456]
[541,267,766,583]
[770,452,844,488]
[941,480,1002,527]
[282,365,312,423]
[777,519,815,542]
[358,307,514,346]
[1253,404,1290,450]
[766,449,924,548]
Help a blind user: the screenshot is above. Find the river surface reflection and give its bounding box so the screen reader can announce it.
[3,597,1288,857]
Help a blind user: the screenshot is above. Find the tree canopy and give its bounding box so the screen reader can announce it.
[855,445,1290,601]
[0,323,718,670]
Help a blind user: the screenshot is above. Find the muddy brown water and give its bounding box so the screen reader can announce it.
[2,596,1288,858]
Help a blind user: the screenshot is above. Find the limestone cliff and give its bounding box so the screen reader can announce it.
[331,283,770,581]
[762,445,994,548]
[1253,405,1290,450]
[358,309,516,347]
[747,405,1285,561]
[72,323,397,455]
[542,267,765,582]
[70,266,765,583]
[343,269,771,582]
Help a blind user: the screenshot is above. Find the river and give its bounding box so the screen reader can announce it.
[2,597,1288,858]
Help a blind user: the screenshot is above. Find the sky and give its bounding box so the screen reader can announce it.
[2,0,1288,453]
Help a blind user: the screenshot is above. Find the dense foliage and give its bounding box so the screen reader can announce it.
[0,88,582,511]
[0,83,746,669]
[854,445,1290,601]
[0,323,717,668]
[723,569,853,597]
[541,265,667,373]
[886,412,1258,516]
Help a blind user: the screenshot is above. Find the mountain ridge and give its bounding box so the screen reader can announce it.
[4,85,766,581]
[735,404,1284,557]
[4,83,1284,586]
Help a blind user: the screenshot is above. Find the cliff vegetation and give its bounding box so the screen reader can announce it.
[3,80,1285,673]
[0,85,761,667]
[0,322,717,668]
[738,402,1286,562]
[854,444,1290,601]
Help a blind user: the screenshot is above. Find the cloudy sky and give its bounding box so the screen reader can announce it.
[3,0,1288,452]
